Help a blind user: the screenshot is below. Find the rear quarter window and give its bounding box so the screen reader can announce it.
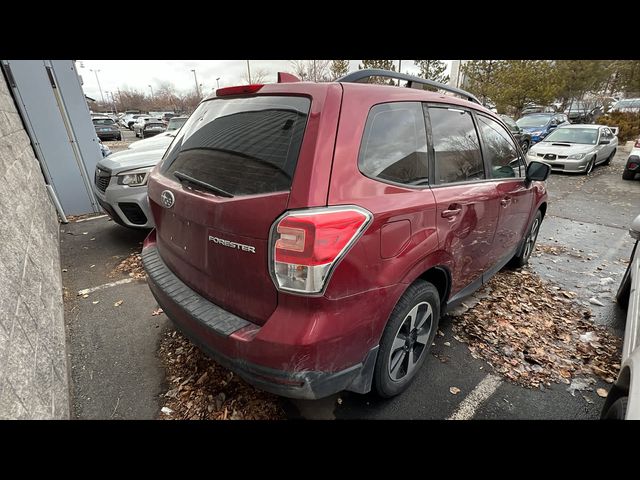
[161,96,310,196]
[358,102,429,186]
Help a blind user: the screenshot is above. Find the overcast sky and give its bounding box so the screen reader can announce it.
[77,60,451,100]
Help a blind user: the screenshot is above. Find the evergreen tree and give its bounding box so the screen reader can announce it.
[414,60,449,84]
[359,60,396,84]
[330,60,350,80]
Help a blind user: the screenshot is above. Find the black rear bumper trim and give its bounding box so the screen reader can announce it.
[141,246,252,336]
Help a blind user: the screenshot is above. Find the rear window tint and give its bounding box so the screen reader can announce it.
[358,102,429,186]
[161,96,310,196]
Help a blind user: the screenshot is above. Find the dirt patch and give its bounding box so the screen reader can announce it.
[110,252,146,279]
[158,330,285,420]
[452,268,622,389]
[535,243,569,256]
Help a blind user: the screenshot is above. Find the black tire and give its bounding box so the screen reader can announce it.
[604,149,616,165]
[623,168,635,180]
[616,244,635,309]
[603,397,628,420]
[373,280,440,398]
[585,155,596,175]
[510,210,542,268]
[520,140,530,155]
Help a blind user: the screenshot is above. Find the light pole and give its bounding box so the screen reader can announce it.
[398,60,402,86]
[148,84,154,97]
[110,92,118,114]
[106,91,118,114]
[191,69,200,97]
[90,69,105,103]
[216,77,220,89]
[246,60,252,84]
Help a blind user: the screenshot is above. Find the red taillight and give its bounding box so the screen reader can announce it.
[270,207,372,294]
[629,163,638,170]
[216,84,263,96]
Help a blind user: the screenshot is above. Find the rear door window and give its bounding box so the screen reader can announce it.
[161,96,310,196]
[477,114,523,178]
[358,102,429,186]
[428,107,484,184]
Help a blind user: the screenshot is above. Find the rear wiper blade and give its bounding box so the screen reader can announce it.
[173,171,234,198]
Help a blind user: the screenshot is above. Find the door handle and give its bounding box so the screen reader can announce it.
[500,196,512,207]
[441,208,462,218]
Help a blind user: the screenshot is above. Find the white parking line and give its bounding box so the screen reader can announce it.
[77,278,134,296]
[74,214,108,223]
[447,374,503,420]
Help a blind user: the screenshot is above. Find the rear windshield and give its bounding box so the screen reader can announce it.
[161,96,310,196]
[167,117,188,131]
[93,118,115,125]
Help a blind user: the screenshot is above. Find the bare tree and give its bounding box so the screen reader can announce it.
[241,68,270,84]
[290,60,332,82]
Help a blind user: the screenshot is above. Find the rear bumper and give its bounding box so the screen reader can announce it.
[141,234,392,400]
[97,131,121,140]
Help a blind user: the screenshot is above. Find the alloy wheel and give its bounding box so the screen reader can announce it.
[388,301,433,382]
[522,217,540,261]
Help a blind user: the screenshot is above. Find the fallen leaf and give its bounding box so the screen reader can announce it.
[152,307,164,316]
[589,297,605,306]
[62,268,68,272]
[92,301,99,305]
[82,294,89,299]
[449,387,461,395]
[114,300,123,307]
[161,407,173,415]
[444,341,451,347]
[596,388,608,398]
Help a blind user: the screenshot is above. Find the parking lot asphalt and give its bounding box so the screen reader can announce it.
[63,136,638,420]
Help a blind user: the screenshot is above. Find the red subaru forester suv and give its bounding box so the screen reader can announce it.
[142,69,550,400]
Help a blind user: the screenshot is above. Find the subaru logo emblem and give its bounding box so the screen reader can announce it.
[161,190,175,208]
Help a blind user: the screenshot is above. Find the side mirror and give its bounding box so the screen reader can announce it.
[526,161,551,182]
[599,139,610,145]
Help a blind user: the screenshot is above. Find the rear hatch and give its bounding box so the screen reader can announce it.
[147,94,312,324]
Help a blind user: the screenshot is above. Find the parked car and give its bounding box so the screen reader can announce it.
[162,112,178,124]
[516,113,570,144]
[92,116,122,141]
[522,104,556,115]
[133,117,166,138]
[500,115,533,154]
[140,69,551,400]
[622,142,640,180]
[612,98,640,113]
[565,101,603,123]
[93,146,166,228]
[128,130,175,151]
[527,124,618,174]
[601,213,640,419]
[125,114,147,130]
[166,115,188,131]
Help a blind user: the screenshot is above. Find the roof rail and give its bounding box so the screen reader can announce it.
[337,69,481,105]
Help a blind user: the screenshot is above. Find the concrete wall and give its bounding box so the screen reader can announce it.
[0,71,69,418]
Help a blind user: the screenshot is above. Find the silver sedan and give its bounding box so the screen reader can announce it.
[602,214,640,419]
[526,124,618,174]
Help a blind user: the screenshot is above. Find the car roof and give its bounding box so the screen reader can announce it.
[204,81,493,115]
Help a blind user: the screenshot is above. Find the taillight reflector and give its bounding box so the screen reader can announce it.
[270,206,372,294]
[216,84,264,96]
